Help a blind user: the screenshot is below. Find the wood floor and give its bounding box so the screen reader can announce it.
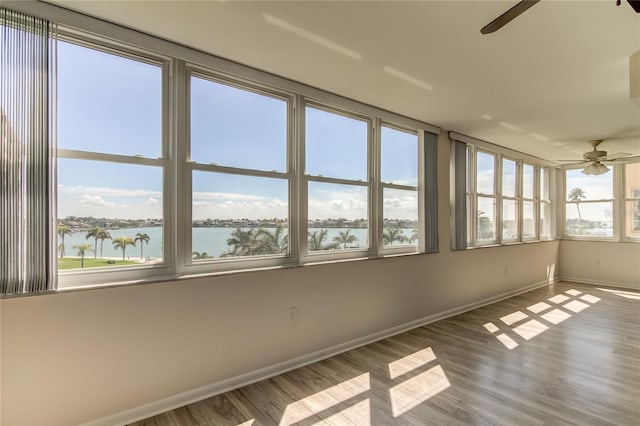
[131,282,640,425]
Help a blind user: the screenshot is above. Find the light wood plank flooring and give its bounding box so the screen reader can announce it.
[131,282,640,425]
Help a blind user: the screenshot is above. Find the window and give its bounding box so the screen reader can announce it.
[623,163,640,239]
[189,74,291,264]
[463,141,552,248]
[305,105,370,254]
[539,167,552,239]
[2,7,439,292]
[564,168,613,238]
[380,126,419,250]
[522,163,537,239]
[475,151,497,244]
[501,158,519,241]
[56,39,167,286]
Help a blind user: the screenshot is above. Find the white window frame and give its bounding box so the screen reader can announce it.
[539,166,553,240]
[622,162,640,242]
[377,121,423,256]
[464,141,553,249]
[562,165,617,242]
[56,30,174,288]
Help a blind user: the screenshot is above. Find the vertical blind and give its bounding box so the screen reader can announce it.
[0,8,55,295]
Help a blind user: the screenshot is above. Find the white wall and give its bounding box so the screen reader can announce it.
[559,240,640,289]
[0,133,563,425]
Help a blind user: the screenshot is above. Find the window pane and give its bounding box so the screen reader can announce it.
[540,167,550,201]
[381,126,418,186]
[540,202,551,238]
[502,158,517,197]
[565,202,613,237]
[523,200,536,238]
[58,41,161,157]
[476,151,495,195]
[502,199,518,240]
[308,182,368,251]
[383,188,418,247]
[57,159,163,270]
[190,77,287,171]
[566,169,613,200]
[477,196,496,242]
[306,107,368,180]
[625,200,640,238]
[523,164,534,199]
[192,172,288,258]
[625,163,640,198]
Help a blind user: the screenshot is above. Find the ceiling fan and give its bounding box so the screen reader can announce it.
[558,140,640,175]
[481,0,640,34]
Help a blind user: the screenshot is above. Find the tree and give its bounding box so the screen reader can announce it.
[112,236,135,261]
[568,187,586,230]
[478,210,494,240]
[73,243,93,268]
[383,228,409,246]
[97,230,111,258]
[226,228,256,256]
[86,226,102,259]
[135,232,150,260]
[333,229,358,249]
[192,251,210,260]
[308,229,338,251]
[410,228,419,243]
[255,225,288,254]
[57,224,72,258]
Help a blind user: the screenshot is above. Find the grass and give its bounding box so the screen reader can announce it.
[58,257,138,270]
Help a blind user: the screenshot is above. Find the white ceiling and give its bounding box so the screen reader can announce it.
[48,0,640,162]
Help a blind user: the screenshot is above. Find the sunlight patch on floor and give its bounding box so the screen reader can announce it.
[527,301,551,314]
[279,373,370,426]
[512,319,549,340]
[389,365,450,417]
[541,308,572,325]
[596,287,640,300]
[500,310,528,325]
[496,333,519,349]
[312,398,370,425]
[580,294,601,304]
[563,300,589,313]
[549,294,570,304]
[566,289,582,296]
[388,347,437,380]
[483,322,500,333]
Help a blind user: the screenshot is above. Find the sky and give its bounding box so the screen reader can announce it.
[56,40,419,222]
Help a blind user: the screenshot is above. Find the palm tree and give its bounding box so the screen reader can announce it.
[478,210,494,240]
[255,225,288,254]
[112,236,135,261]
[134,232,150,260]
[333,229,358,249]
[97,230,111,258]
[86,226,102,259]
[383,228,409,246]
[73,243,93,268]
[226,228,256,256]
[192,251,210,260]
[568,187,586,230]
[308,229,338,250]
[57,224,72,258]
[410,228,419,243]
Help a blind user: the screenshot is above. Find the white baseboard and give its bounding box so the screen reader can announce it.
[559,276,640,291]
[82,278,555,426]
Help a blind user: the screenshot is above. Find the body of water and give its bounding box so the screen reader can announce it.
[60,226,414,260]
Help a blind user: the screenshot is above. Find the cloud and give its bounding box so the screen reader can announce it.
[59,185,161,198]
[192,191,267,201]
[144,198,160,206]
[79,195,117,208]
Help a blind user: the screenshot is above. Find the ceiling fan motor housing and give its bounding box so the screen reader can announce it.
[584,150,607,161]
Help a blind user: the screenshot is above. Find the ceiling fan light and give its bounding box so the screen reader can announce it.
[582,162,609,175]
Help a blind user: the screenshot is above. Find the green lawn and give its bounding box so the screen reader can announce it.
[58,257,138,270]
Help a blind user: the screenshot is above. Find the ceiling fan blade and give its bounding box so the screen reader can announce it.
[554,160,589,165]
[600,152,632,161]
[628,0,640,13]
[481,0,542,34]
[603,155,640,163]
